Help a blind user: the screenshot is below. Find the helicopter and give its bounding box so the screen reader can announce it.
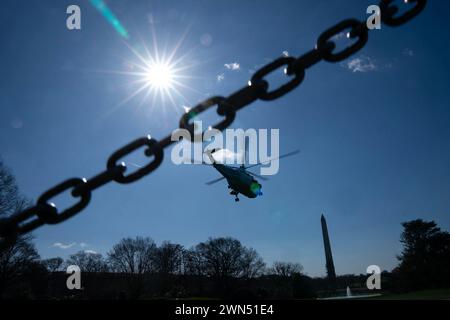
[203,147,300,202]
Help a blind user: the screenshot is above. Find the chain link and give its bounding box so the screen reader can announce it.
[317,19,369,62]
[107,136,164,184]
[0,0,427,248]
[380,0,427,26]
[250,57,305,100]
[179,96,236,141]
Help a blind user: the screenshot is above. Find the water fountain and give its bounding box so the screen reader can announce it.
[319,286,381,300]
[346,286,352,297]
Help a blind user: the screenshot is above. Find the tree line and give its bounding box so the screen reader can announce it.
[1,157,305,298]
[5,234,305,299]
[2,158,450,299]
[52,235,295,280]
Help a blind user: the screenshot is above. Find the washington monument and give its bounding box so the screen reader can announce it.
[321,214,336,288]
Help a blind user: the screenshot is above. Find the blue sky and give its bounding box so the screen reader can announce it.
[1,0,449,277]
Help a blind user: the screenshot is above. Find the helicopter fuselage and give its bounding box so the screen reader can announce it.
[213,164,262,199]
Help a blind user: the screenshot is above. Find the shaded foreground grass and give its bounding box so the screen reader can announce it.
[367,289,450,300]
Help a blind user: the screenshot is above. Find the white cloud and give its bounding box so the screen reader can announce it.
[331,31,347,41]
[212,149,243,164]
[52,242,93,250]
[282,51,289,57]
[224,62,240,71]
[52,242,76,249]
[217,73,225,82]
[84,250,98,255]
[344,56,377,73]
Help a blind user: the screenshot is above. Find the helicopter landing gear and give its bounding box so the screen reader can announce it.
[229,190,239,202]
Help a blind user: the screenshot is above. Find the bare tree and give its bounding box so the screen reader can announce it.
[108,237,157,298]
[1,159,30,242]
[0,159,20,217]
[0,160,40,297]
[193,237,265,296]
[66,251,108,272]
[152,241,184,295]
[154,241,184,275]
[0,234,40,297]
[195,237,264,279]
[269,261,304,277]
[42,257,64,272]
[196,237,243,280]
[108,237,157,274]
[183,247,204,276]
[240,247,265,279]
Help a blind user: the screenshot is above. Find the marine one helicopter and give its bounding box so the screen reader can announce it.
[203,148,300,202]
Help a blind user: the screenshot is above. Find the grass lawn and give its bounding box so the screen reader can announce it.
[368,289,450,300]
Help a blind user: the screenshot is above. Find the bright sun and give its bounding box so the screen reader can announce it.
[145,63,174,89]
[109,27,197,111]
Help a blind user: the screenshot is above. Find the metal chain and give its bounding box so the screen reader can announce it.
[0,0,427,247]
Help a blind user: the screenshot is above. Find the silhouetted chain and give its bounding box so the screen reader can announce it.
[0,0,427,249]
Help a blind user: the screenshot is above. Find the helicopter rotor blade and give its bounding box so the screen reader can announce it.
[129,162,143,168]
[205,176,226,185]
[182,157,213,166]
[247,171,269,181]
[244,149,300,170]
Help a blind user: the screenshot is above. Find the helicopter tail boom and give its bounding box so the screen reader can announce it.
[204,148,221,164]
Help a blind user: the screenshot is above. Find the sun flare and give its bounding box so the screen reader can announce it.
[102,26,201,116]
[144,62,175,89]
